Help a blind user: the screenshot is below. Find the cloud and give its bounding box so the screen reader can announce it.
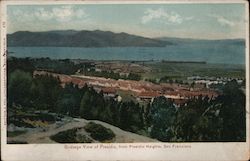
[51,6,87,22]
[141,8,192,25]
[11,6,88,22]
[34,8,54,21]
[12,9,34,21]
[209,14,235,27]
[185,16,194,21]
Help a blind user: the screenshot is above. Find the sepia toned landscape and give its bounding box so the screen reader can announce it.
[6,4,246,143]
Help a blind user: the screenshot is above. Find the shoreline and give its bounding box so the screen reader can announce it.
[7,56,246,67]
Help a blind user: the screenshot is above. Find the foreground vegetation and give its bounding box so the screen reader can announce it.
[84,122,115,142]
[50,128,92,143]
[50,122,115,143]
[7,57,246,142]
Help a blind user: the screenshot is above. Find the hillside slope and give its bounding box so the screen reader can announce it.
[8,117,158,143]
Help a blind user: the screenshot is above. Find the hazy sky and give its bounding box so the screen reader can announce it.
[7,3,246,39]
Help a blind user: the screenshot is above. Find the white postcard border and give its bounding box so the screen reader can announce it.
[1,0,249,161]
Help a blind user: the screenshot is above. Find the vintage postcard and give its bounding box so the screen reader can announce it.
[1,0,249,161]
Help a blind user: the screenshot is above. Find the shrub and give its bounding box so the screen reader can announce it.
[50,128,92,143]
[10,120,35,128]
[84,122,115,142]
[37,113,56,122]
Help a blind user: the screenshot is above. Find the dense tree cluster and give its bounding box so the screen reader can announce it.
[8,57,84,75]
[145,76,185,85]
[8,69,144,134]
[8,57,142,81]
[144,80,245,142]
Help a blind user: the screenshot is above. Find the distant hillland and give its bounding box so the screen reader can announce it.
[7,30,245,47]
[7,30,173,47]
[157,37,245,45]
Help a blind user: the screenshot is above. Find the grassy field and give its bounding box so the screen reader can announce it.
[142,62,245,80]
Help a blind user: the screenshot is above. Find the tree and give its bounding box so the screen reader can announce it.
[79,90,92,119]
[8,70,32,107]
[119,103,129,130]
[145,103,151,126]
[99,102,113,124]
[127,73,141,81]
[7,57,35,74]
[149,96,176,141]
[59,83,82,116]
[219,80,246,141]
[127,102,144,132]
[56,94,78,116]
[30,74,62,110]
[173,96,222,141]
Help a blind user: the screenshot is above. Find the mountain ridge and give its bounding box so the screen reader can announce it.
[8,30,245,47]
[7,30,172,47]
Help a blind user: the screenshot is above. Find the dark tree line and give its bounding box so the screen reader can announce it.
[8,57,141,81]
[8,57,84,75]
[83,69,141,81]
